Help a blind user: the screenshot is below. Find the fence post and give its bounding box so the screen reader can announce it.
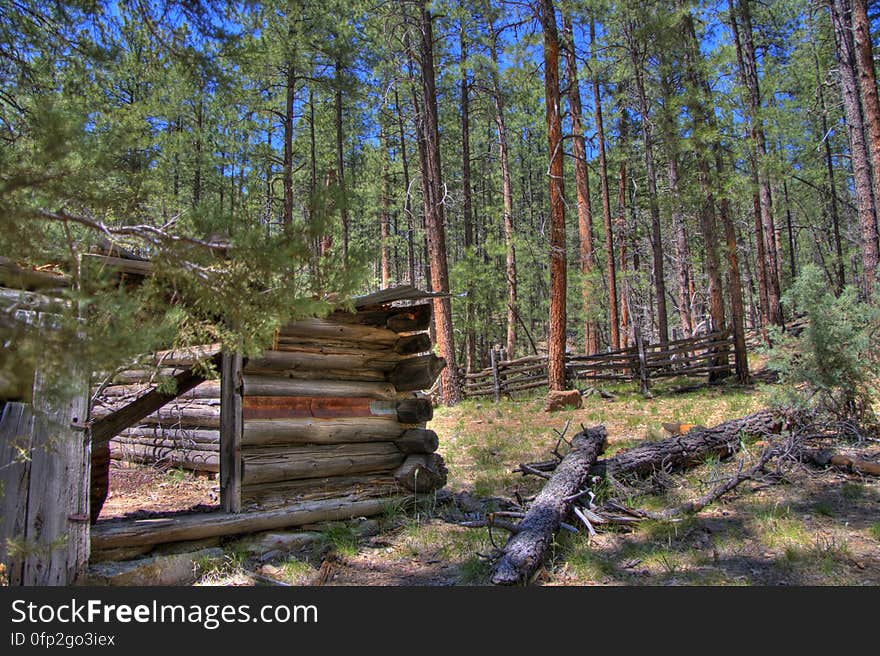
[634,324,652,398]
[490,347,501,404]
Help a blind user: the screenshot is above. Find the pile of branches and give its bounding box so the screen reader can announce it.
[472,409,816,585]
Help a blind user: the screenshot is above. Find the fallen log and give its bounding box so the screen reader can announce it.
[491,426,607,585]
[91,497,408,550]
[802,449,880,477]
[596,410,782,479]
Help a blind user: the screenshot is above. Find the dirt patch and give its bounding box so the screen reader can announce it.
[100,462,218,520]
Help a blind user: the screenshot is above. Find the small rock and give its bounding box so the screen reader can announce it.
[543,390,583,412]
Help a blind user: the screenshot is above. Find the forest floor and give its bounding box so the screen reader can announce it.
[104,362,880,586]
[193,364,880,587]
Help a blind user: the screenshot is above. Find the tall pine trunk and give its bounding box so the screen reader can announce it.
[562,15,598,355]
[416,1,460,403]
[628,27,668,345]
[490,23,518,359]
[540,0,567,391]
[853,0,880,294]
[729,0,783,324]
[460,15,476,371]
[829,0,879,292]
[590,17,619,350]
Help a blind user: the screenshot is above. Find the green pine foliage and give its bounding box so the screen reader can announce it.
[767,265,880,431]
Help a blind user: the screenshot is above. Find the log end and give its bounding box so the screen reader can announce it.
[394,453,448,493]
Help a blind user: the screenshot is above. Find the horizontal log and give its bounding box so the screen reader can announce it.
[90,497,405,549]
[111,436,219,453]
[93,404,221,429]
[243,349,399,375]
[152,344,222,367]
[389,354,446,391]
[241,443,405,485]
[98,380,221,401]
[242,375,397,400]
[116,425,220,444]
[353,285,441,307]
[91,356,219,442]
[241,474,401,508]
[386,304,432,332]
[277,318,399,349]
[242,396,398,420]
[394,332,432,355]
[595,410,782,479]
[498,362,548,377]
[109,443,220,472]
[242,416,409,446]
[326,303,432,333]
[110,367,185,385]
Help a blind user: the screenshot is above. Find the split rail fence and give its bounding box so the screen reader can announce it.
[463,330,734,400]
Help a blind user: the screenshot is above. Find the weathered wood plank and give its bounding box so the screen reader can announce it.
[0,403,35,579]
[220,352,243,513]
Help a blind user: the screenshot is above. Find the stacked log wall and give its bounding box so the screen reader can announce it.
[90,297,448,513]
[239,302,446,509]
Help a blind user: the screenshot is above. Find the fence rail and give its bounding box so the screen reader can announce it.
[463,330,733,399]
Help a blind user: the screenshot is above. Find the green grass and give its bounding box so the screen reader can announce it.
[318,522,359,557]
[458,556,491,584]
[280,558,315,582]
[868,523,880,541]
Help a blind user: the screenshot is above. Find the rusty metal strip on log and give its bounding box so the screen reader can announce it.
[242,396,398,420]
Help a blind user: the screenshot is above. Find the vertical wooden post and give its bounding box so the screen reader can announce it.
[0,364,90,585]
[490,347,501,404]
[220,351,242,513]
[634,324,652,399]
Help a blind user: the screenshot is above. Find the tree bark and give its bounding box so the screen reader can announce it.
[283,61,296,227]
[460,13,476,371]
[416,1,461,403]
[491,426,607,585]
[627,21,669,346]
[335,56,349,263]
[852,0,880,294]
[490,22,518,359]
[562,15,599,355]
[591,17,619,350]
[730,0,783,324]
[540,0,567,391]
[829,0,879,292]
